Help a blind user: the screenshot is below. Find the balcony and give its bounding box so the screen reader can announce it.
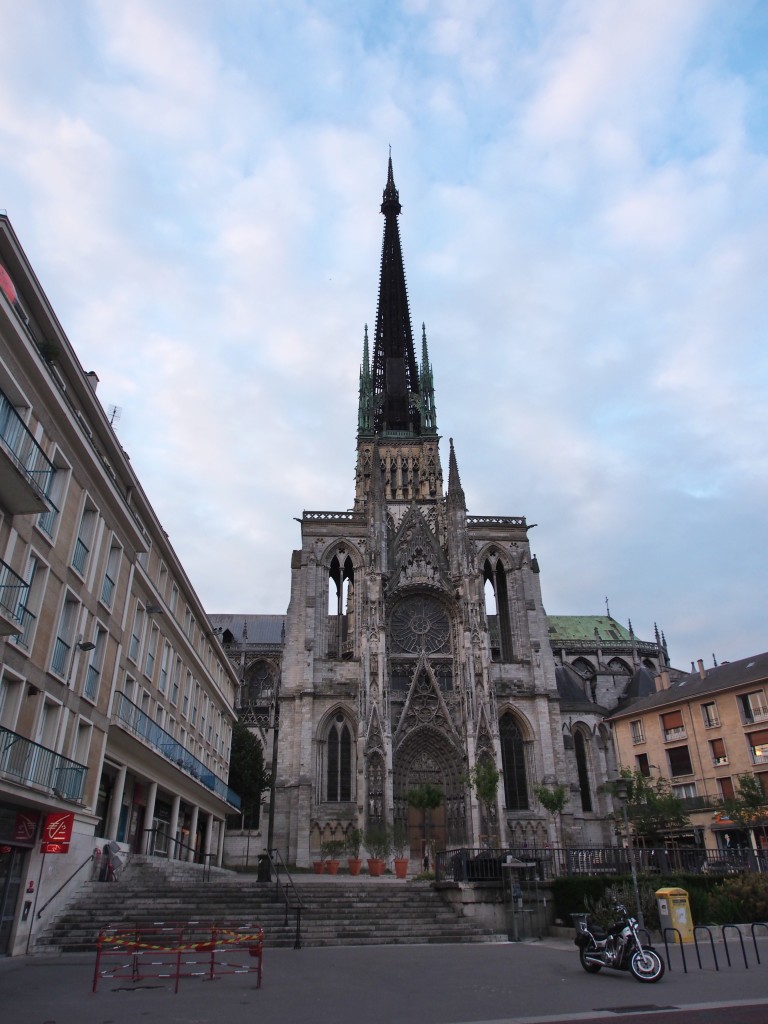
[0,725,86,801]
[0,559,28,637]
[113,692,241,809]
[664,727,687,742]
[744,705,768,725]
[0,390,54,514]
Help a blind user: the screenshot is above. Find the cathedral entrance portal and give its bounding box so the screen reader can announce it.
[394,728,467,859]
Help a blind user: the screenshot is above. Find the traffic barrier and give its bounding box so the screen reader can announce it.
[92,920,263,994]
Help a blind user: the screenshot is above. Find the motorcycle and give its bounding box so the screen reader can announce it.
[573,903,665,983]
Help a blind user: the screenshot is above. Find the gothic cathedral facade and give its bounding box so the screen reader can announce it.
[272,160,615,866]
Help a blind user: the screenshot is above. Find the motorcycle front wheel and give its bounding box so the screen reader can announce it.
[579,948,602,973]
[629,947,665,983]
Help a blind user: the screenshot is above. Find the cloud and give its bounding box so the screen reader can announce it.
[0,0,764,667]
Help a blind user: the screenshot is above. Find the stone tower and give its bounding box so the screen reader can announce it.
[273,159,571,866]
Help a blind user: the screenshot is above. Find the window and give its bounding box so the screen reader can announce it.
[483,557,513,662]
[718,777,735,801]
[661,709,686,742]
[636,752,650,776]
[500,712,529,810]
[83,626,107,701]
[182,672,192,718]
[169,584,178,614]
[701,701,720,728]
[72,501,97,577]
[123,674,136,703]
[0,670,23,730]
[52,593,80,677]
[740,691,768,724]
[144,624,159,680]
[13,551,46,651]
[37,450,70,539]
[326,713,352,801]
[171,657,181,705]
[710,737,728,766]
[667,745,693,777]
[630,720,645,744]
[672,782,697,800]
[128,605,145,663]
[747,729,768,765]
[73,719,92,765]
[100,540,122,608]
[158,642,171,694]
[574,731,592,812]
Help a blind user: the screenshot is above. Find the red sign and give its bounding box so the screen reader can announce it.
[41,812,74,854]
[13,810,39,845]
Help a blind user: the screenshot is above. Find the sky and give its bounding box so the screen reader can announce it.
[0,0,766,670]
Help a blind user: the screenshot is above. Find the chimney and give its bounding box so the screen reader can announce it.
[86,371,99,392]
[654,670,671,691]
[697,659,706,680]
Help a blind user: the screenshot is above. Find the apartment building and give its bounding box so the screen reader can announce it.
[0,214,240,955]
[610,652,768,853]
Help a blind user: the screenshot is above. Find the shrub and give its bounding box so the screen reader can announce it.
[706,873,768,923]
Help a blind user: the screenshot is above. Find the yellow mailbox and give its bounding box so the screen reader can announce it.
[655,886,694,943]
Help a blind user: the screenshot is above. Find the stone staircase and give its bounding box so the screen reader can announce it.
[35,857,508,952]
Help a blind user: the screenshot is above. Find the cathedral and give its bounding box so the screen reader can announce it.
[212,161,673,866]
[261,159,628,866]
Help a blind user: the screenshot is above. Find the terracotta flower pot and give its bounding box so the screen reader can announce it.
[347,857,362,876]
[326,859,340,875]
[312,860,325,874]
[367,857,385,877]
[394,857,409,879]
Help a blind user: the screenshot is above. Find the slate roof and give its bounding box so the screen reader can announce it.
[609,650,768,720]
[208,614,286,646]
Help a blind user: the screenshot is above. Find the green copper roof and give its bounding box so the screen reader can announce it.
[547,615,633,644]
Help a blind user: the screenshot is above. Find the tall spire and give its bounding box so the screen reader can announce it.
[371,155,421,434]
[447,437,465,509]
[358,324,373,434]
[419,323,437,434]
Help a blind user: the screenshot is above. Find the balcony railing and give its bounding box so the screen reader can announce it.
[0,559,28,634]
[0,725,86,801]
[664,727,687,741]
[744,705,768,724]
[0,390,54,506]
[113,692,241,809]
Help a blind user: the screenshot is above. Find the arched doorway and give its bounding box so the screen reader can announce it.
[393,726,466,860]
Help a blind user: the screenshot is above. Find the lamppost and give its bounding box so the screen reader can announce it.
[611,775,644,929]
[66,635,96,687]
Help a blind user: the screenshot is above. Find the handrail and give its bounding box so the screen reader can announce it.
[268,848,303,950]
[36,852,95,919]
[143,827,214,880]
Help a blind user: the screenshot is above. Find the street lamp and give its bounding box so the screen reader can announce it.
[66,636,96,687]
[611,775,644,929]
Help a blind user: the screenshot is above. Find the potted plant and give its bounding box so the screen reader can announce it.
[364,825,392,876]
[346,827,363,876]
[392,822,410,879]
[322,838,345,875]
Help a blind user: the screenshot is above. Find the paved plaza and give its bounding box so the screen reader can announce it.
[2,937,768,1024]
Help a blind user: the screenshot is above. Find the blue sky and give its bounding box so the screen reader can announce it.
[1,0,766,668]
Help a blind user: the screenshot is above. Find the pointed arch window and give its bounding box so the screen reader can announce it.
[574,731,592,812]
[499,712,529,810]
[483,558,513,662]
[328,554,354,659]
[326,712,352,802]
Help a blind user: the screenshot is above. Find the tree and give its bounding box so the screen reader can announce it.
[407,783,444,868]
[469,760,500,845]
[533,783,568,847]
[227,719,270,829]
[609,767,690,846]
